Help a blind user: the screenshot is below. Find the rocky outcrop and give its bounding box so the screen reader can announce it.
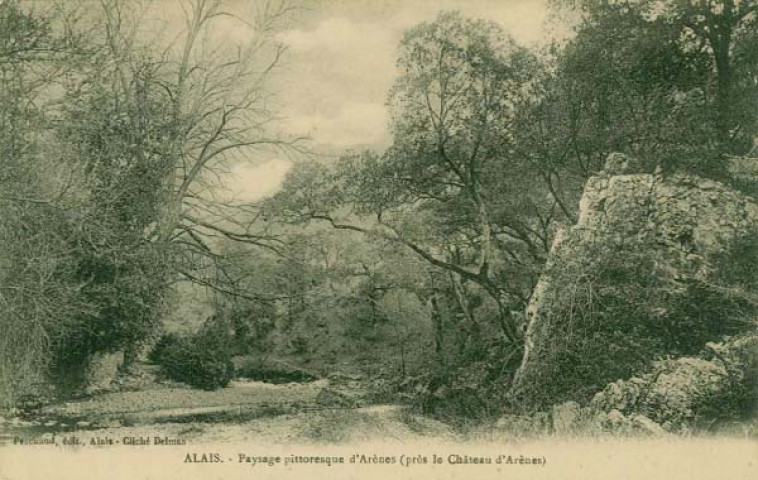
[590,334,758,431]
[496,333,757,436]
[511,153,758,408]
[494,401,667,438]
[577,165,757,259]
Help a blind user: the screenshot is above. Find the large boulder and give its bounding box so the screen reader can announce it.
[511,153,758,409]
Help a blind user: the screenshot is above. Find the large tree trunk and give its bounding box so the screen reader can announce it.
[119,344,139,374]
[430,293,444,358]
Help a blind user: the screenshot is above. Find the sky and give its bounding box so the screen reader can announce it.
[165,0,554,202]
[276,0,551,148]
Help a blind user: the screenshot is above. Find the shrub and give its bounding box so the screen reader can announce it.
[417,372,492,422]
[235,357,319,384]
[408,339,521,424]
[156,333,234,390]
[148,332,182,365]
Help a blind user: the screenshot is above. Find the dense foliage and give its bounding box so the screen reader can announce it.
[156,337,235,391]
[0,0,293,407]
[153,320,236,390]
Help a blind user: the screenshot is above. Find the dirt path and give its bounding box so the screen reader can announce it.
[4,380,458,444]
[41,380,330,418]
[36,404,456,444]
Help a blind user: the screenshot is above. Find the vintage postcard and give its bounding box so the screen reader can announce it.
[0,0,756,478]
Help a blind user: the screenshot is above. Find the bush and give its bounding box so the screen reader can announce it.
[148,332,182,365]
[235,357,319,384]
[156,334,234,390]
[406,339,521,424]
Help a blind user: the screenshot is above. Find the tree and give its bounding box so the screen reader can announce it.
[267,12,553,347]
[666,0,758,146]
[548,0,758,174]
[51,0,299,372]
[56,52,175,373]
[0,0,91,406]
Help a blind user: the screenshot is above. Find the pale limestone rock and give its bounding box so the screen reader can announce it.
[605,409,631,432]
[588,334,758,431]
[512,153,758,399]
[630,414,665,435]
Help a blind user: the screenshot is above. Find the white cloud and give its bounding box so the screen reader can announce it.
[225,159,293,203]
[382,0,550,45]
[279,17,395,54]
[276,16,399,116]
[276,2,552,150]
[284,102,389,148]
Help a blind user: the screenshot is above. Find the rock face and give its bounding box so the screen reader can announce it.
[577,167,757,257]
[511,153,758,408]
